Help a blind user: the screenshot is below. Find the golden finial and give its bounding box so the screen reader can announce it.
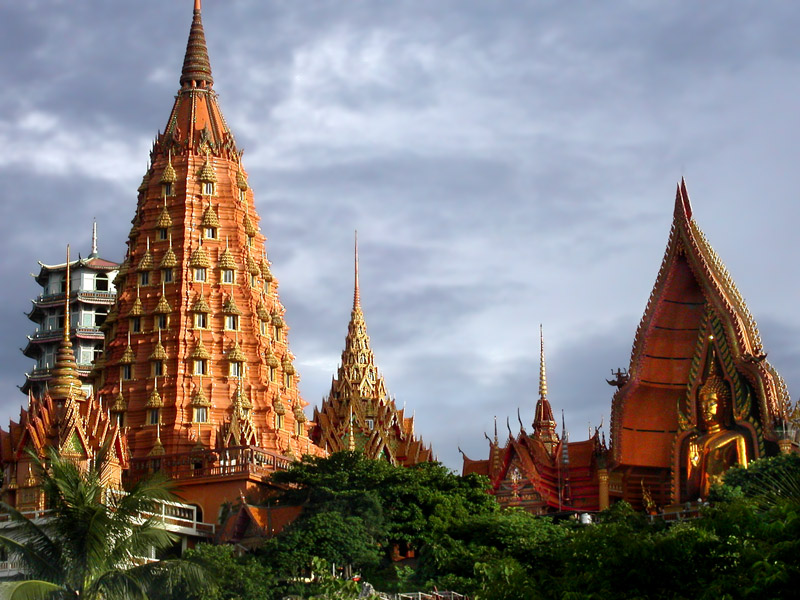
[539,324,547,401]
[354,230,361,310]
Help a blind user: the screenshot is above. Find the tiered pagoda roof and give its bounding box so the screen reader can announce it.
[1,250,127,511]
[312,236,432,466]
[462,330,604,513]
[96,0,324,486]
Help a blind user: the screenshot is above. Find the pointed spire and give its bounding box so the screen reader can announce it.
[532,326,558,453]
[180,0,213,89]
[538,324,547,400]
[89,220,98,258]
[354,230,361,310]
[49,246,83,403]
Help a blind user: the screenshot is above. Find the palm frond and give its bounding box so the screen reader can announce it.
[0,580,61,600]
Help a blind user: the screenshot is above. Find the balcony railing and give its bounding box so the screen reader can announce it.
[36,290,116,305]
[127,445,292,484]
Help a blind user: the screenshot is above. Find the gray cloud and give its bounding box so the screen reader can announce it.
[1,1,799,471]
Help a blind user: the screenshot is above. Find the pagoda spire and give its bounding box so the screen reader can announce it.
[89,220,98,258]
[180,0,213,90]
[353,231,361,310]
[310,240,433,465]
[48,246,82,403]
[532,325,558,453]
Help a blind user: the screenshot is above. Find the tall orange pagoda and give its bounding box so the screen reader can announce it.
[94,0,324,521]
[608,179,791,507]
[311,236,432,466]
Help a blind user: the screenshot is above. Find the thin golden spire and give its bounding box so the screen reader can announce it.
[538,324,547,401]
[353,230,361,310]
[63,246,71,343]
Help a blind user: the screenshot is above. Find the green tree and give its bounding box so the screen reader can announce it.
[179,544,275,600]
[0,448,204,600]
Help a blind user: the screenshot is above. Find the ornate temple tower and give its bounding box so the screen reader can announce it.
[609,179,791,507]
[2,250,126,513]
[95,1,323,518]
[461,329,604,513]
[22,224,118,399]
[311,236,432,466]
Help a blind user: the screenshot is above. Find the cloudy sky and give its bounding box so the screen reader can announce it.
[1,0,799,471]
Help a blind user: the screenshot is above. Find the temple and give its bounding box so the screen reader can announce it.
[2,0,799,540]
[463,180,797,512]
[608,179,791,507]
[2,249,127,513]
[462,328,605,513]
[88,0,324,521]
[311,235,432,466]
[22,223,118,399]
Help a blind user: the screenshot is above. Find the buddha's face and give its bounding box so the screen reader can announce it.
[701,392,719,424]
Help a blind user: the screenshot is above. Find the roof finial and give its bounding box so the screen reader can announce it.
[353,230,361,310]
[89,220,98,258]
[64,246,71,343]
[674,177,693,220]
[181,0,213,89]
[539,324,547,401]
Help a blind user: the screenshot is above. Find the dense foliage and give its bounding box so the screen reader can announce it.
[8,450,796,599]
[181,451,800,600]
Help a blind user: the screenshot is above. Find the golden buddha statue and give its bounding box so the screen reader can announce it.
[684,351,750,499]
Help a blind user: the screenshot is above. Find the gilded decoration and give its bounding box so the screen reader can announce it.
[201,204,220,228]
[189,245,210,268]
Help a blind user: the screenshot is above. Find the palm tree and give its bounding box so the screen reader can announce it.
[0,447,205,599]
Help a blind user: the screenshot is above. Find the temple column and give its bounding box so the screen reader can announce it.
[598,468,609,510]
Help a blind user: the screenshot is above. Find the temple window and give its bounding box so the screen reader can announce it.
[162,183,172,196]
[162,268,173,283]
[260,321,268,336]
[229,362,243,377]
[194,359,208,376]
[194,268,207,282]
[139,271,150,286]
[295,421,303,437]
[121,364,132,381]
[222,269,234,284]
[250,274,257,287]
[130,317,141,333]
[247,237,253,248]
[158,228,168,241]
[273,326,281,342]
[366,418,374,431]
[264,281,270,294]
[148,408,160,426]
[284,373,292,388]
[156,314,168,330]
[205,227,217,239]
[95,273,109,291]
[93,343,103,362]
[115,412,125,428]
[269,366,276,382]
[204,182,215,196]
[194,313,208,329]
[194,406,208,423]
[276,413,284,430]
[151,360,164,377]
[225,315,238,331]
[239,189,246,202]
